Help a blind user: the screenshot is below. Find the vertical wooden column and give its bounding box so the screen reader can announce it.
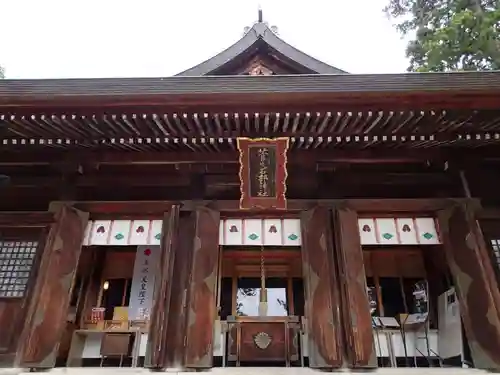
[333,206,377,368]
[145,205,180,369]
[300,206,343,368]
[78,248,105,328]
[164,212,196,366]
[184,207,220,368]
[438,201,500,369]
[18,204,88,369]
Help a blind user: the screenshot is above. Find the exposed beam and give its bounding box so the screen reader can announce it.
[4,174,191,188]
[0,148,486,166]
[69,198,475,215]
[0,212,55,227]
[1,169,456,190]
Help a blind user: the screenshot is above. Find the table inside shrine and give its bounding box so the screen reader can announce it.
[226,315,300,366]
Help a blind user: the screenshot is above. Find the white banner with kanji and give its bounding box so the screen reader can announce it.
[128,245,160,320]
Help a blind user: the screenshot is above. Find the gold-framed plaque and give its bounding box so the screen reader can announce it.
[237,137,289,210]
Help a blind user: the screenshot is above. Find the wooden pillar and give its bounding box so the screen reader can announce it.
[438,201,500,369]
[79,248,105,328]
[18,204,88,369]
[164,213,196,366]
[184,207,220,368]
[333,206,377,368]
[145,205,180,369]
[300,206,343,368]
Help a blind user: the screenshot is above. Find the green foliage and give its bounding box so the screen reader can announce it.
[0,66,4,79]
[385,0,500,71]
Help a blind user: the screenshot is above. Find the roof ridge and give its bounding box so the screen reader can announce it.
[176,20,347,76]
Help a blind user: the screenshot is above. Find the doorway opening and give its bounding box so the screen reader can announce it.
[215,246,305,367]
[58,245,152,368]
[365,245,472,368]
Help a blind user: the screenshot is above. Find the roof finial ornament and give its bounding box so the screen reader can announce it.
[258,7,263,23]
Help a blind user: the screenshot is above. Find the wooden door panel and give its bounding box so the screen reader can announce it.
[145,206,180,369]
[335,208,376,368]
[300,207,342,368]
[184,207,220,368]
[438,203,500,370]
[20,205,88,368]
[165,213,196,366]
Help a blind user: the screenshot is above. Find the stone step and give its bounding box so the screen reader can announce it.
[0,367,491,375]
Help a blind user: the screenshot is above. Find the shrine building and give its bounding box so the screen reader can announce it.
[0,10,500,373]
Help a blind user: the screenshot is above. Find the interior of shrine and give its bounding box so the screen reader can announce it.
[52,215,471,369]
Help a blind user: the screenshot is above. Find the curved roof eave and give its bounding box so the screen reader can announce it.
[176,22,348,76]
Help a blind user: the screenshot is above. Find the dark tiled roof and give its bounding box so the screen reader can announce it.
[175,22,348,76]
[0,71,499,99]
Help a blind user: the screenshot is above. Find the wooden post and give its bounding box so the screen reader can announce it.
[333,206,377,368]
[164,213,196,366]
[145,205,180,369]
[184,207,220,368]
[18,204,88,369]
[300,206,343,368]
[438,201,500,370]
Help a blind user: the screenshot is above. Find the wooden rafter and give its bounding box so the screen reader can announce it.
[1,110,500,153]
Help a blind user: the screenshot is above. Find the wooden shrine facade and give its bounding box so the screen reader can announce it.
[0,71,499,370]
[0,14,500,370]
[0,198,500,370]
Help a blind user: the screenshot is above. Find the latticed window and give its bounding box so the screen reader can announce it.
[490,239,500,271]
[0,240,38,298]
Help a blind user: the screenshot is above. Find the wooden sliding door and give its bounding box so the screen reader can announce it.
[439,202,500,370]
[20,205,88,368]
[300,207,343,368]
[184,207,220,368]
[146,206,180,368]
[334,207,376,368]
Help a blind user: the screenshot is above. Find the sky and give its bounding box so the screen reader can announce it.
[0,0,411,79]
[237,288,288,316]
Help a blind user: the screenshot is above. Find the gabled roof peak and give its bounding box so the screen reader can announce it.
[176,11,348,76]
[243,8,279,37]
[243,21,279,39]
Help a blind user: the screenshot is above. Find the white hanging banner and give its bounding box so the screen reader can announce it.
[128,245,160,320]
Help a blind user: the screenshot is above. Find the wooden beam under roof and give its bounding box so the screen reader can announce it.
[69,198,475,215]
[1,147,500,166]
[1,169,454,189]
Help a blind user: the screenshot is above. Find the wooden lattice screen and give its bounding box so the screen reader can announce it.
[0,224,46,360]
[479,219,500,286]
